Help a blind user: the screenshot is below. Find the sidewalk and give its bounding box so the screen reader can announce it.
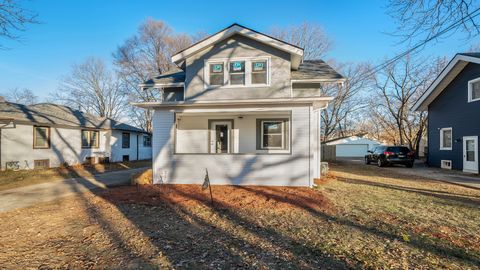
[0,167,148,213]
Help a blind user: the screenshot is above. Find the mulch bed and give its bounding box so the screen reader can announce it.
[100,184,334,213]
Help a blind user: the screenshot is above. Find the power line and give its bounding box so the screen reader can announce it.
[359,7,480,80]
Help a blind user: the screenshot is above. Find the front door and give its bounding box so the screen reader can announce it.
[463,136,478,173]
[210,121,231,153]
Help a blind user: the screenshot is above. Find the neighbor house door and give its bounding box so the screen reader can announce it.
[463,136,478,173]
[210,121,232,153]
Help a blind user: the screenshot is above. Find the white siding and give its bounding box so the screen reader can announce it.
[152,106,315,186]
[110,130,152,162]
[0,124,152,170]
[1,124,109,169]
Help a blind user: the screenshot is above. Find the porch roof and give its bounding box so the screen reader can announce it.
[131,96,334,109]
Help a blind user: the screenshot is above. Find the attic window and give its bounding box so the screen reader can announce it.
[229,61,245,85]
[468,78,480,102]
[209,63,224,86]
[205,57,270,88]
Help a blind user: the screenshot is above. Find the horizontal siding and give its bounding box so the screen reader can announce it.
[152,106,313,186]
[428,63,480,170]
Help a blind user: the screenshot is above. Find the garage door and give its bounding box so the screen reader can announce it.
[335,144,369,157]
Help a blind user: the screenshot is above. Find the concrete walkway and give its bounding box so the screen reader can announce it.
[337,157,480,189]
[383,165,480,189]
[0,167,148,213]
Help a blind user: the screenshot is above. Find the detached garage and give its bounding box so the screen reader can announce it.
[325,135,383,158]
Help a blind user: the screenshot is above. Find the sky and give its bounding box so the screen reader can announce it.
[1,0,479,100]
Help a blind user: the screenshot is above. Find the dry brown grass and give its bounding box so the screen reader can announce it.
[130,169,153,185]
[0,160,151,191]
[0,161,479,269]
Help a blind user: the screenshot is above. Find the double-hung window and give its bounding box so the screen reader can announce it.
[440,127,452,150]
[257,119,289,150]
[468,78,480,102]
[82,130,99,148]
[205,58,269,88]
[209,63,224,86]
[33,126,50,149]
[251,60,267,85]
[143,135,152,147]
[229,61,245,85]
[122,132,130,148]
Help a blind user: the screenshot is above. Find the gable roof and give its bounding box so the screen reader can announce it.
[292,60,345,82]
[412,53,480,111]
[171,23,304,69]
[0,102,147,133]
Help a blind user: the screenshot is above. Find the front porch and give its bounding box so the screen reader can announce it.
[150,105,323,187]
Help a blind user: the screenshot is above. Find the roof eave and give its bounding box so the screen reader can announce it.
[171,24,304,69]
[412,53,480,111]
[131,96,334,109]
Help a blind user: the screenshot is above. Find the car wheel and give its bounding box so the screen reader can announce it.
[365,157,370,165]
[406,162,414,168]
[377,159,384,167]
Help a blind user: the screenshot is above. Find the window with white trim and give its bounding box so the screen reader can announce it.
[261,120,285,149]
[251,60,267,85]
[440,127,452,150]
[229,61,245,85]
[468,78,480,102]
[209,63,224,86]
[205,57,270,88]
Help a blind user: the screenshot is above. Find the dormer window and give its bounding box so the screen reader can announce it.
[204,57,270,88]
[468,77,480,102]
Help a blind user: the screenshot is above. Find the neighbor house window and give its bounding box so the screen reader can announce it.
[33,126,50,149]
[209,63,224,86]
[229,61,245,85]
[440,127,452,150]
[256,119,289,150]
[122,132,130,148]
[143,135,151,147]
[81,130,99,148]
[468,78,480,102]
[251,60,267,84]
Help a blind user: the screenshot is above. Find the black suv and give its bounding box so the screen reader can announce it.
[365,146,414,168]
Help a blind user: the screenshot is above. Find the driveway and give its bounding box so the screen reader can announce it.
[0,167,148,213]
[336,157,480,189]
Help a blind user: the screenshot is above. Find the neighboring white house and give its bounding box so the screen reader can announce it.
[324,135,383,158]
[0,102,152,170]
[133,23,345,187]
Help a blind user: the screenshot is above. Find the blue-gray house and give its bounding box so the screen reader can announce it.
[413,53,480,173]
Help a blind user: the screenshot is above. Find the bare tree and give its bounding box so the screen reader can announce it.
[370,56,446,154]
[52,57,127,120]
[0,0,38,47]
[321,62,373,140]
[270,22,333,60]
[3,87,38,104]
[388,0,480,43]
[113,18,194,131]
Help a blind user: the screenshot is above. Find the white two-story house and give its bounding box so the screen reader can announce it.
[134,23,344,187]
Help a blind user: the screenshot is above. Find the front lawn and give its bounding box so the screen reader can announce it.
[0,160,151,191]
[0,161,478,269]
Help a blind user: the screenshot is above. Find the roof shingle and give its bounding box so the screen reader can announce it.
[0,102,147,133]
[291,60,344,81]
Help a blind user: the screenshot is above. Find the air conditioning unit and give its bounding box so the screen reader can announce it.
[441,160,452,170]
